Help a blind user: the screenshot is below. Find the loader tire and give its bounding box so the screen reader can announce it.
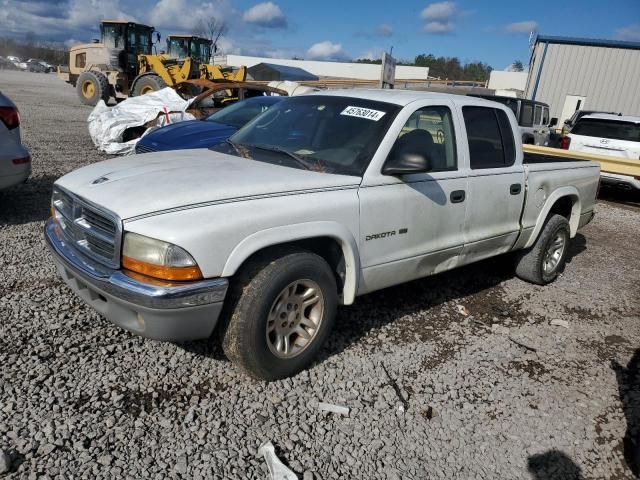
[515,214,570,285]
[131,74,167,97]
[76,71,110,106]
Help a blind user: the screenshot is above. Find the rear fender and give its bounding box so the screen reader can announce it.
[524,186,581,249]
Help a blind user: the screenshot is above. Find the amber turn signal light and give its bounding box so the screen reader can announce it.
[122,255,203,281]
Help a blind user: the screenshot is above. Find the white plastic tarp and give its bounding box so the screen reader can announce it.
[267,80,318,96]
[88,88,195,155]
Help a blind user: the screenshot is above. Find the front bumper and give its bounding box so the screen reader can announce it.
[44,218,228,341]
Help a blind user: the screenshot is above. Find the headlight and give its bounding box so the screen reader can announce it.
[122,232,202,281]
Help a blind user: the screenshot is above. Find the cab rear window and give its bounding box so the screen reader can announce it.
[572,119,640,142]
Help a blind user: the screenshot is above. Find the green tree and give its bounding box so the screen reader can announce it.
[412,53,492,81]
[512,60,524,72]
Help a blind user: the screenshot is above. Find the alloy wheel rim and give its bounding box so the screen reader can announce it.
[543,231,566,275]
[266,279,324,359]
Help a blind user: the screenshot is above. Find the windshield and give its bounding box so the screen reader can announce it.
[216,95,400,176]
[206,97,281,128]
[191,40,210,63]
[572,119,640,142]
[168,38,189,58]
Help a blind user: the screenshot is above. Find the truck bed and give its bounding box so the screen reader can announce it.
[523,144,640,177]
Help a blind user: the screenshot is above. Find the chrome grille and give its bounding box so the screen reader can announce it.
[135,143,156,154]
[52,187,121,268]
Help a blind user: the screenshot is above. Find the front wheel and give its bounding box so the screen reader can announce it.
[515,214,570,285]
[131,74,167,97]
[221,248,337,380]
[76,71,110,106]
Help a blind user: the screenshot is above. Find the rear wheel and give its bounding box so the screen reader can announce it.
[515,214,570,285]
[131,74,167,97]
[221,248,337,381]
[76,71,110,106]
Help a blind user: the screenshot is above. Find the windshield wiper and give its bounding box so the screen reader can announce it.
[249,143,316,170]
[225,138,243,155]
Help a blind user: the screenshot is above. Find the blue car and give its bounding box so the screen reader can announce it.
[135,95,284,154]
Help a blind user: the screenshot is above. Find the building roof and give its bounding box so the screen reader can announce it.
[248,63,319,81]
[535,35,640,50]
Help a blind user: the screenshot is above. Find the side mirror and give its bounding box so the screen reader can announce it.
[382,152,431,176]
[549,117,558,127]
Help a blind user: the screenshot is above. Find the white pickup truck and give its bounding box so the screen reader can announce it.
[46,90,600,380]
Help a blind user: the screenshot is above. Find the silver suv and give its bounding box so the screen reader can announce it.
[0,91,31,190]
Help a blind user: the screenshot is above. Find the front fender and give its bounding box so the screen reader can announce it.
[222,221,360,305]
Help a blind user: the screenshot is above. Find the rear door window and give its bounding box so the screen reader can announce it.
[520,103,534,127]
[572,119,640,142]
[534,105,542,125]
[463,106,516,169]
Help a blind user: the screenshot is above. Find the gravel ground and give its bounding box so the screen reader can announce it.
[1,70,639,480]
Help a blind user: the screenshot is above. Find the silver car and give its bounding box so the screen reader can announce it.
[0,91,31,190]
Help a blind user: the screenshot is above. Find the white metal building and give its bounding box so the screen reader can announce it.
[215,54,430,80]
[488,71,528,94]
[525,35,640,125]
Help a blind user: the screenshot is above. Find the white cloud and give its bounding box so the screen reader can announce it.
[421,1,457,21]
[421,2,457,34]
[243,2,287,28]
[150,0,232,32]
[359,47,384,61]
[424,21,453,33]
[615,23,640,41]
[306,41,349,61]
[67,0,135,29]
[505,20,537,34]
[375,24,393,37]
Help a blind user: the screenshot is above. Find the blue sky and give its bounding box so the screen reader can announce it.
[2,0,639,69]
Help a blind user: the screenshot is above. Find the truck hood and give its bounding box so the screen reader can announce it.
[55,149,360,220]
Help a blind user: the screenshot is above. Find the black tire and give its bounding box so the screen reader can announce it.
[131,74,167,97]
[515,214,571,285]
[76,71,110,106]
[221,247,337,381]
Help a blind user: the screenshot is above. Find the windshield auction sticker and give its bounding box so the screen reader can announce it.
[340,106,386,121]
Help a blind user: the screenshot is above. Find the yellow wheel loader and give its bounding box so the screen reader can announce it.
[58,21,246,106]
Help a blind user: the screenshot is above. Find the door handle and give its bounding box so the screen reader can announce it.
[510,183,522,195]
[450,190,466,203]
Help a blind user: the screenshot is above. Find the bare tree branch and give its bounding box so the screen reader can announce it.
[194,17,227,54]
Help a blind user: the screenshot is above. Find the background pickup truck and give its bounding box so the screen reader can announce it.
[46,90,600,380]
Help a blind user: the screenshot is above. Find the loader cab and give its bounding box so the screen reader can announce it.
[100,21,155,75]
[167,35,212,65]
